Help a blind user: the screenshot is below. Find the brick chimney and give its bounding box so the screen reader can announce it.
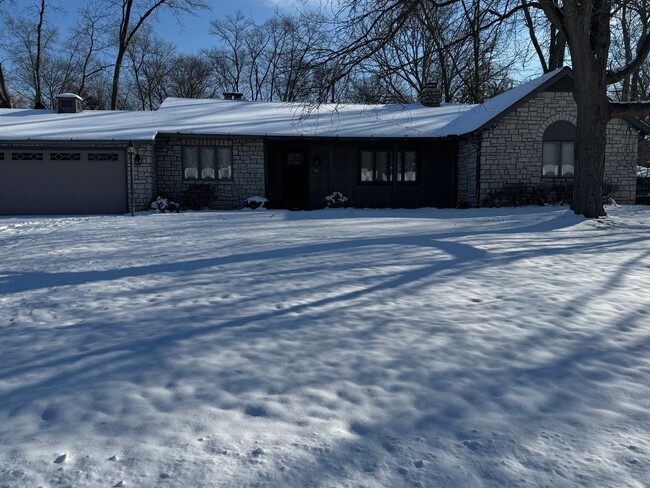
[418,82,442,107]
[55,93,83,113]
[223,92,244,101]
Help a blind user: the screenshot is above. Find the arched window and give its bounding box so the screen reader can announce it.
[542,121,576,177]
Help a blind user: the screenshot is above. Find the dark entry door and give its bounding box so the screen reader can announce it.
[282,150,309,208]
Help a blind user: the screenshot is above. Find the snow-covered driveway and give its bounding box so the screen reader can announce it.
[1,206,649,487]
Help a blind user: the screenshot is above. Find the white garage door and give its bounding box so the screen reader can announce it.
[0,149,128,215]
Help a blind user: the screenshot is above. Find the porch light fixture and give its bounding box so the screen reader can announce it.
[127,142,137,216]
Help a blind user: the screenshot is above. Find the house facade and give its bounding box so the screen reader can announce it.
[0,68,645,215]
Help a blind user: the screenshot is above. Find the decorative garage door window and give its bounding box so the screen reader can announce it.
[51,152,82,161]
[5,150,123,163]
[13,152,44,160]
[183,146,233,180]
[88,153,119,161]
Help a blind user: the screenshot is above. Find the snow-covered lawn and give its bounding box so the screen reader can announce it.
[1,206,650,487]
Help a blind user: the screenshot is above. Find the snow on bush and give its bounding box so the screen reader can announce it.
[244,196,268,210]
[150,196,182,213]
[324,191,349,208]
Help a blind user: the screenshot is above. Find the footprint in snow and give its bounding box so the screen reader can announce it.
[108,454,118,461]
[41,406,58,422]
[53,453,67,464]
[251,447,264,457]
[113,481,125,487]
[463,440,481,451]
[244,405,267,417]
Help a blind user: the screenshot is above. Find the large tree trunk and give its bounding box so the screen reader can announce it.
[565,0,611,219]
[572,70,609,217]
[110,47,126,110]
[0,63,11,108]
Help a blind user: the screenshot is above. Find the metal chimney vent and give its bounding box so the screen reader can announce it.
[223,92,244,101]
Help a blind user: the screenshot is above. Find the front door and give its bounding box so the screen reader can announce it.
[282,150,309,208]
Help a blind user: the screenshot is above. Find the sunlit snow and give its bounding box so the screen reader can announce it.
[1,205,649,487]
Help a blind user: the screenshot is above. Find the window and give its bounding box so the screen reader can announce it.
[397,150,418,183]
[51,152,81,161]
[0,152,4,161]
[360,149,392,183]
[12,152,43,161]
[183,146,233,180]
[88,153,119,161]
[542,121,575,177]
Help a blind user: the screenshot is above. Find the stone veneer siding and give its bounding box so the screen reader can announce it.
[155,135,265,209]
[458,91,639,206]
[457,136,479,206]
[129,142,157,211]
[638,138,650,166]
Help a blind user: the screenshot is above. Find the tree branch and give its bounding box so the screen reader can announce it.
[606,32,650,84]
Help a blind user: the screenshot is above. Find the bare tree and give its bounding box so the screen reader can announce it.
[72,1,113,97]
[325,0,650,217]
[207,11,252,93]
[0,62,11,107]
[205,11,330,102]
[126,25,175,109]
[166,54,215,99]
[4,2,58,108]
[104,0,208,110]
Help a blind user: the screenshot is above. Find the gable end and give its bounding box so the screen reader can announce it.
[543,76,574,93]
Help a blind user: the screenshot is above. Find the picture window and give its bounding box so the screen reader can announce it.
[183,146,233,180]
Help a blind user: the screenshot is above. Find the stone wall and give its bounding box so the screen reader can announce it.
[475,91,639,205]
[129,143,156,212]
[457,136,479,206]
[638,138,650,166]
[155,135,265,209]
[604,118,639,202]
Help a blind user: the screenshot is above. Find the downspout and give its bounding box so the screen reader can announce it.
[452,137,459,207]
[475,133,482,207]
[328,142,333,195]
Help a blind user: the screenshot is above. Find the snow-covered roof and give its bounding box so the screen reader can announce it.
[0,68,569,142]
[55,93,83,100]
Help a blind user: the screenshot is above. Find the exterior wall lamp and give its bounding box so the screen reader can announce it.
[127,142,139,216]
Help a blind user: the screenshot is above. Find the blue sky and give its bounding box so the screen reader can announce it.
[9,0,304,53]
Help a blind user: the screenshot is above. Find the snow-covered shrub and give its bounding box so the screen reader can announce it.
[244,196,269,209]
[181,184,217,210]
[324,191,349,208]
[150,196,182,213]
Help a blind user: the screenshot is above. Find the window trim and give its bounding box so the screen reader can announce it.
[182,145,233,181]
[358,148,393,185]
